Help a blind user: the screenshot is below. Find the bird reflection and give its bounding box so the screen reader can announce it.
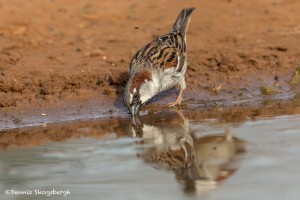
[128,111,246,193]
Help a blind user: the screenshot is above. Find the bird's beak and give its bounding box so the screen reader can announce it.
[131,114,141,126]
[130,114,143,137]
[130,104,141,116]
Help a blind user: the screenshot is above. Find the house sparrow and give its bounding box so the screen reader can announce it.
[124,7,195,115]
[130,112,246,193]
[129,111,194,171]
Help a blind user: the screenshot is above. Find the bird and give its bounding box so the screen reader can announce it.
[129,111,194,171]
[129,112,246,193]
[123,7,196,115]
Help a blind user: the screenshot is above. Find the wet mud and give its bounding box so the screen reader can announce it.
[1,95,299,150]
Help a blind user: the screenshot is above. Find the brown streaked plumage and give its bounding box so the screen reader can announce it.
[124,7,195,115]
[130,113,246,193]
[129,32,185,72]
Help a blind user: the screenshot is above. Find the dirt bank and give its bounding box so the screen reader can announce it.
[0,0,300,128]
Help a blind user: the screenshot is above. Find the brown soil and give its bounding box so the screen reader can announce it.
[1,0,300,128]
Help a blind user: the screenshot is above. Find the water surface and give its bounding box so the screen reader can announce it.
[0,97,300,200]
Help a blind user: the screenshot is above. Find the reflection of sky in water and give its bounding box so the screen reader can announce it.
[0,113,300,200]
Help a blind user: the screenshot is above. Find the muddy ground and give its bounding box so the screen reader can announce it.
[0,95,299,150]
[0,0,300,129]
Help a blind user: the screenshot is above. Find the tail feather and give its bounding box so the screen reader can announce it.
[173,7,195,36]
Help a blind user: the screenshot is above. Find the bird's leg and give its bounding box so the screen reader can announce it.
[169,89,183,106]
[168,78,186,107]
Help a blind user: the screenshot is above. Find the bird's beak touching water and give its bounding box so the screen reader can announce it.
[130,104,141,116]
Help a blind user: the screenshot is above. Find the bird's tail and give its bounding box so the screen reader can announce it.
[173,7,195,36]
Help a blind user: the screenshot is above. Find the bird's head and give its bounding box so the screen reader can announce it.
[124,70,154,116]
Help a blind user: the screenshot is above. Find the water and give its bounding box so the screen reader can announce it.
[0,97,300,200]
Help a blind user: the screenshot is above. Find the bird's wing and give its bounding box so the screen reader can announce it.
[129,32,186,75]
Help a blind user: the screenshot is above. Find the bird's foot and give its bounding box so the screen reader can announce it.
[167,96,182,107]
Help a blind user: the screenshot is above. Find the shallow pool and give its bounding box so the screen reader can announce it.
[0,97,300,200]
